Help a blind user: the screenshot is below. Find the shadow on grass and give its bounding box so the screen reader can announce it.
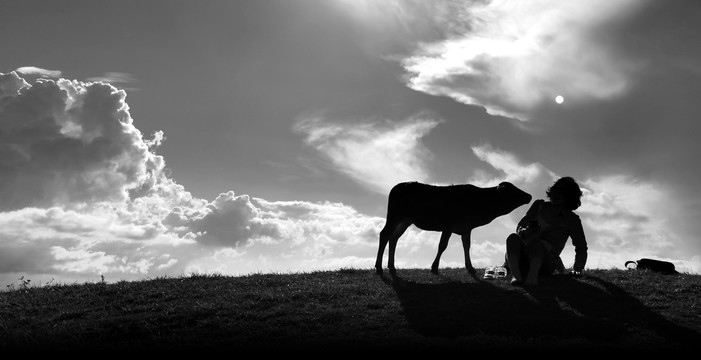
[381,271,700,350]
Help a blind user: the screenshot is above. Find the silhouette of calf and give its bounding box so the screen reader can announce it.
[375,181,532,278]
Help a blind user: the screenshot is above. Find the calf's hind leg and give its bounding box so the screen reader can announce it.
[375,226,391,274]
[376,220,410,274]
[431,231,452,274]
[461,232,478,279]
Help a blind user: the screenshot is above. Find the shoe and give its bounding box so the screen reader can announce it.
[483,266,496,280]
[510,278,523,286]
[495,266,507,279]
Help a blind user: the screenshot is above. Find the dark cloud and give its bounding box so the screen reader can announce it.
[524,2,701,252]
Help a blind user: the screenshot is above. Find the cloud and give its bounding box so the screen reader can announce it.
[163,191,281,248]
[0,205,196,279]
[0,71,397,284]
[462,144,700,273]
[294,113,441,194]
[86,72,137,84]
[184,197,392,276]
[470,144,555,186]
[15,66,62,78]
[0,71,165,211]
[398,0,646,120]
[0,71,28,99]
[577,176,679,255]
[86,72,139,91]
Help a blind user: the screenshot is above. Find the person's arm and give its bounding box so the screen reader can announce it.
[570,216,587,272]
[553,256,566,274]
[516,199,543,234]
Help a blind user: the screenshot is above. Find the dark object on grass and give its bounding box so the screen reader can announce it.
[625,258,679,274]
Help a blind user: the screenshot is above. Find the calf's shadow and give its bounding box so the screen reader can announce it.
[382,272,699,350]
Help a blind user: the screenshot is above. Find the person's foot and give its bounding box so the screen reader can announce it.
[510,278,523,286]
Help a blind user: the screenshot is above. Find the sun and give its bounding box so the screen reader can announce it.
[555,95,564,104]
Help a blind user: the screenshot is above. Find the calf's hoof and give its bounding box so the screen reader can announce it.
[430,266,439,274]
[375,267,383,275]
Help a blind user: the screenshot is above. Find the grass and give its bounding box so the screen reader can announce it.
[1,268,699,355]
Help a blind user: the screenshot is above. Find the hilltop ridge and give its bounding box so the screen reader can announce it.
[1,268,699,354]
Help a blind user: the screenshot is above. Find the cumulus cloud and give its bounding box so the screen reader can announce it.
[0,205,197,280]
[152,196,389,277]
[0,71,165,211]
[399,0,645,120]
[294,113,441,194]
[163,191,280,248]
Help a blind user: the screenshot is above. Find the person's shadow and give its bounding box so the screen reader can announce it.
[381,271,700,351]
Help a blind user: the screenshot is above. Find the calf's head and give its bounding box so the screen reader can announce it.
[496,182,532,210]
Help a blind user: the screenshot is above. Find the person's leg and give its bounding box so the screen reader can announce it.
[538,252,557,277]
[505,233,525,283]
[525,240,546,285]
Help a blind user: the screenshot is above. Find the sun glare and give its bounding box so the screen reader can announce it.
[555,95,564,104]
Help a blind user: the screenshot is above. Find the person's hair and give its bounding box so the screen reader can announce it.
[546,176,583,211]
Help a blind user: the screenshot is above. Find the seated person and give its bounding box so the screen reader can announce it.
[504,177,587,286]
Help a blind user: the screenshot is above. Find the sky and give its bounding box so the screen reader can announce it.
[1,0,700,286]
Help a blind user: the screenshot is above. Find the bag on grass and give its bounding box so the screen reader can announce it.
[625,258,679,274]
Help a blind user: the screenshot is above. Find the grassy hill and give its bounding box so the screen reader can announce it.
[1,268,699,355]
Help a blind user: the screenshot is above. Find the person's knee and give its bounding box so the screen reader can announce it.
[506,233,522,250]
[528,240,546,259]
